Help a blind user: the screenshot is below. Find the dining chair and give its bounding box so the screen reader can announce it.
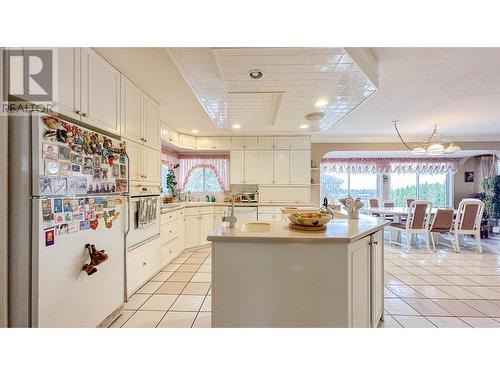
[405,198,415,207]
[389,200,432,251]
[369,198,380,217]
[451,199,485,253]
[427,208,455,252]
[383,200,395,208]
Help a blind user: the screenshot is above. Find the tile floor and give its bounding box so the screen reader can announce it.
[111,235,500,328]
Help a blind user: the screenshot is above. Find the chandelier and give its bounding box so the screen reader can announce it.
[392,121,461,156]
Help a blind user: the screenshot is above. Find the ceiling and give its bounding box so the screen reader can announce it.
[97,47,500,142]
[168,48,377,132]
[323,150,491,159]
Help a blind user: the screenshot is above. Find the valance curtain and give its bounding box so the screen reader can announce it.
[321,157,460,175]
[177,154,230,192]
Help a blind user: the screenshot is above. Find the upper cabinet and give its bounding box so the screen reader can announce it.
[212,137,231,150]
[143,95,161,151]
[196,137,213,150]
[273,137,290,150]
[179,134,197,149]
[289,136,311,150]
[121,76,160,151]
[56,48,121,135]
[80,48,121,135]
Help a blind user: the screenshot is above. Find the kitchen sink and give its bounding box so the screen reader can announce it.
[240,222,271,233]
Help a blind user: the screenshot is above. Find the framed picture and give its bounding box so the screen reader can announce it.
[58,145,71,161]
[464,171,474,183]
[42,143,58,160]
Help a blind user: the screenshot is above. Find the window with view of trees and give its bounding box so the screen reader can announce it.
[183,167,222,193]
[320,171,378,205]
[390,172,449,207]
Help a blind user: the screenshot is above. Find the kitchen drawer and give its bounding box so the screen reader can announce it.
[258,214,277,221]
[161,218,184,245]
[160,236,184,267]
[258,206,283,214]
[162,208,184,223]
[214,206,228,214]
[186,206,214,216]
[127,237,159,295]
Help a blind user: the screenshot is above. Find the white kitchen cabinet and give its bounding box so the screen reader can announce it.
[349,236,371,328]
[212,137,231,150]
[185,215,200,249]
[230,137,245,149]
[56,47,81,121]
[289,150,311,184]
[122,77,160,151]
[196,137,213,150]
[127,237,160,296]
[127,140,143,182]
[273,136,290,149]
[143,96,161,151]
[128,139,160,185]
[258,136,274,149]
[273,150,290,184]
[244,150,258,184]
[230,150,245,184]
[161,123,179,146]
[370,230,384,327]
[257,150,274,184]
[289,136,311,149]
[244,137,258,149]
[81,48,121,135]
[121,76,143,143]
[179,134,197,149]
[143,147,161,184]
[200,214,214,245]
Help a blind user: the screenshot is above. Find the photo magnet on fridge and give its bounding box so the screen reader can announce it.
[53,198,63,213]
[70,153,83,165]
[42,143,58,160]
[45,228,55,247]
[80,220,90,231]
[58,145,71,161]
[39,176,55,195]
[71,164,81,173]
[59,161,72,177]
[67,222,79,234]
[44,160,59,176]
[56,224,69,236]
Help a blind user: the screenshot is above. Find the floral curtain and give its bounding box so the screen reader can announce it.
[177,154,230,192]
[321,157,460,175]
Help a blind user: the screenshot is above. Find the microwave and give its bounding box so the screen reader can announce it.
[240,192,258,203]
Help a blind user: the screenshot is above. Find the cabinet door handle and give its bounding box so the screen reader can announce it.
[75,110,80,114]
[144,139,148,143]
[142,262,146,266]
[82,113,87,117]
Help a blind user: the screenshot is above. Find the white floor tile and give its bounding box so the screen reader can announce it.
[393,315,435,328]
[139,295,178,311]
[137,281,164,294]
[157,311,197,328]
[124,293,150,310]
[460,317,500,328]
[122,311,166,328]
[193,312,211,328]
[170,295,205,312]
[426,316,471,328]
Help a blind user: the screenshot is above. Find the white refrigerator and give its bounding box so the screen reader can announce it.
[8,112,129,327]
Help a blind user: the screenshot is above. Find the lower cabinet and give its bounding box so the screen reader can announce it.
[370,230,384,327]
[127,237,160,296]
[185,209,214,249]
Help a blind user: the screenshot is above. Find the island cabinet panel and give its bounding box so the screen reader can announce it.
[348,236,371,328]
[370,230,384,327]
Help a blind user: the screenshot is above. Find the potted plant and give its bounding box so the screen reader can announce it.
[481,175,500,235]
[165,163,179,203]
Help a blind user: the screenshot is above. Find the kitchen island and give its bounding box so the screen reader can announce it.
[207,216,390,328]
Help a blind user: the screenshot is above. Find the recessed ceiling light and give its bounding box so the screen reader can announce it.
[299,124,309,129]
[248,69,264,79]
[232,124,241,129]
[315,99,328,108]
[191,129,199,134]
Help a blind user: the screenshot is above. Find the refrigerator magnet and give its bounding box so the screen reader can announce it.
[45,229,55,247]
[59,161,72,177]
[56,224,69,236]
[67,222,79,234]
[54,213,64,224]
[71,164,81,173]
[62,198,71,212]
[44,160,59,176]
[70,153,83,165]
[58,145,71,161]
[80,220,90,231]
[53,198,63,213]
[39,176,55,195]
[42,143,58,160]
[119,155,126,164]
[83,157,93,167]
[72,212,84,221]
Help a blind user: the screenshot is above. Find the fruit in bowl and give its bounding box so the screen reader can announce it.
[287,212,331,227]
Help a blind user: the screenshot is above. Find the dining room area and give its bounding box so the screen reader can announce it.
[319,150,500,327]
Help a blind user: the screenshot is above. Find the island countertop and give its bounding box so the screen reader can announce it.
[207,215,390,244]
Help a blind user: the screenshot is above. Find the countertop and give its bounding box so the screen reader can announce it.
[207,215,390,244]
[160,201,315,213]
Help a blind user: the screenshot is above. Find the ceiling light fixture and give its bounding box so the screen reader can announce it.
[299,124,310,129]
[191,129,199,134]
[392,121,461,156]
[232,124,241,129]
[248,69,264,80]
[315,99,328,108]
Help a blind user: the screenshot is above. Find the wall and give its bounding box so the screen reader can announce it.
[0,48,8,327]
[311,142,500,206]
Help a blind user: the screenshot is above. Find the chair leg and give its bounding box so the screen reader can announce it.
[406,232,411,251]
[476,233,483,254]
[427,233,432,252]
[430,233,436,252]
[454,233,460,253]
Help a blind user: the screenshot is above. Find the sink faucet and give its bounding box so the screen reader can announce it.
[222,193,251,228]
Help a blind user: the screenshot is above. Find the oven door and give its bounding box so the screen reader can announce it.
[126,194,161,250]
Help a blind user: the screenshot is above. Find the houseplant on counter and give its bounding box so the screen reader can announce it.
[164,163,179,203]
[482,175,500,235]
